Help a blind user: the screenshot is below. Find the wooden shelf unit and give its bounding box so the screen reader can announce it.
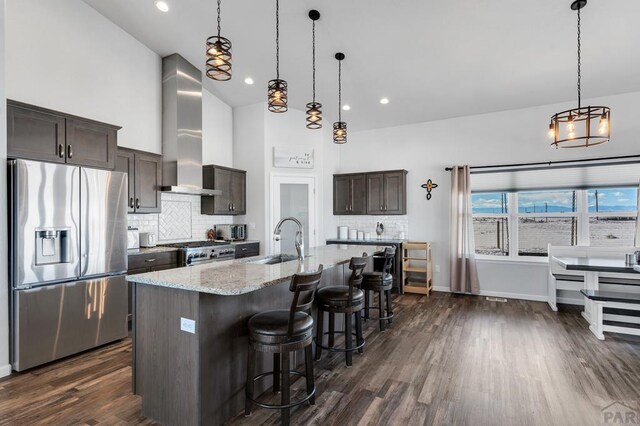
[402,242,433,295]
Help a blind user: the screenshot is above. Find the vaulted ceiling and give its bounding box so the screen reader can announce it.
[83,0,640,131]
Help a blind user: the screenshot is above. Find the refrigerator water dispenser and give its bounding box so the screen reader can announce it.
[35,228,71,265]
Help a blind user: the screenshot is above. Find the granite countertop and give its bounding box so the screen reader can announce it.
[127,246,180,256]
[127,244,387,296]
[230,240,260,245]
[634,265,640,273]
[326,238,406,244]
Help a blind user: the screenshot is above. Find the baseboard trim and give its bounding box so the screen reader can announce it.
[557,297,584,306]
[432,286,548,303]
[0,363,12,378]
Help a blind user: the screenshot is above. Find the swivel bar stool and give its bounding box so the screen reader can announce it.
[245,265,324,425]
[362,247,395,331]
[315,254,368,367]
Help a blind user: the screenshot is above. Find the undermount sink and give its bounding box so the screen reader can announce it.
[249,254,302,265]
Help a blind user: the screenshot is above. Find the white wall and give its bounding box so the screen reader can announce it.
[233,103,339,255]
[233,103,266,252]
[203,88,233,167]
[6,0,162,153]
[0,0,10,378]
[340,91,640,301]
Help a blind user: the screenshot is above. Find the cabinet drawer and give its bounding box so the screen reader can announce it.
[128,251,178,270]
[234,243,260,259]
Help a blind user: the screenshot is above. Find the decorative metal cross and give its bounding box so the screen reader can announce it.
[421,179,438,200]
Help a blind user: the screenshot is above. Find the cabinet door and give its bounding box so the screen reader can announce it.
[7,104,66,163]
[383,171,406,214]
[350,174,367,215]
[213,167,232,214]
[230,170,246,215]
[66,118,117,169]
[333,175,351,215]
[134,152,162,213]
[366,173,385,214]
[116,149,136,213]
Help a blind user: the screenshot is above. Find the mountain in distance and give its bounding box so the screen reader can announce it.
[473,205,636,214]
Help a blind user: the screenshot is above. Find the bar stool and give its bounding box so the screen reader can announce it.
[315,254,368,367]
[245,265,324,426]
[362,247,395,331]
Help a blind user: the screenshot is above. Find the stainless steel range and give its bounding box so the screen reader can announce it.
[163,241,236,266]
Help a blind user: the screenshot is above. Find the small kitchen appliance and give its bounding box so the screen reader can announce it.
[214,224,247,241]
[127,227,140,250]
[139,232,157,248]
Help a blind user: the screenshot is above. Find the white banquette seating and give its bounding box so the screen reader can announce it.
[548,245,640,339]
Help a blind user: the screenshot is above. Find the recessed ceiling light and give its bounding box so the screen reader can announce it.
[379,98,389,105]
[244,77,254,85]
[154,0,169,12]
[342,105,351,111]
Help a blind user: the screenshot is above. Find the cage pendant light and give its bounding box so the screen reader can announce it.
[548,0,610,148]
[268,0,288,113]
[305,10,322,129]
[206,0,232,81]
[333,53,347,144]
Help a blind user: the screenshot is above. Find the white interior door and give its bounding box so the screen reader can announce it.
[270,175,317,255]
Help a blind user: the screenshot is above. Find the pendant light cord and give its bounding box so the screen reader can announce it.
[577,6,581,109]
[312,20,316,102]
[275,0,280,80]
[217,0,221,37]
[338,59,342,122]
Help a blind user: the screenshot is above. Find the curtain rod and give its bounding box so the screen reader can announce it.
[444,154,640,172]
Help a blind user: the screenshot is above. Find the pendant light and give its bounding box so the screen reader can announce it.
[333,53,347,144]
[306,10,322,129]
[268,0,288,113]
[548,0,610,148]
[205,0,232,81]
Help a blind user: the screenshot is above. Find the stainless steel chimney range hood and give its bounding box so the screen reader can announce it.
[161,54,221,196]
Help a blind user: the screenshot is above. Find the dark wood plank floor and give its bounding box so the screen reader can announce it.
[1,292,639,426]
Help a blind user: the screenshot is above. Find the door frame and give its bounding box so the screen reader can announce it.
[268,173,318,255]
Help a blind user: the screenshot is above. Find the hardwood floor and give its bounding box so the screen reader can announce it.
[1,292,639,425]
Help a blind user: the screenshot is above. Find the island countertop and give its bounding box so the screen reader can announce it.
[126,244,389,296]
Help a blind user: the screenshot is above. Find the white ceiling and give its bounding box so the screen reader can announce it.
[82,0,640,132]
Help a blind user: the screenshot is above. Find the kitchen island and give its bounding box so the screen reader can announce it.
[127,244,388,426]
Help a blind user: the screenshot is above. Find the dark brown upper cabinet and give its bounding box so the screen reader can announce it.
[334,173,367,215]
[201,165,247,215]
[116,147,162,214]
[334,170,407,216]
[7,100,120,170]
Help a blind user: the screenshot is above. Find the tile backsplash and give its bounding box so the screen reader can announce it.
[127,193,234,243]
[334,215,409,239]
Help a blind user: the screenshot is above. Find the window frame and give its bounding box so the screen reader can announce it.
[472,188,638,261]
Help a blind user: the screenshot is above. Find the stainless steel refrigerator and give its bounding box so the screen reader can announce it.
[8,159,129,371]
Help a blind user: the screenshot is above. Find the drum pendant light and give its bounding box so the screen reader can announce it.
[268,0,288,113]
[306,10,322,129]
[548,0,610,148]
[333,53,347,144]
[205,0,232,81]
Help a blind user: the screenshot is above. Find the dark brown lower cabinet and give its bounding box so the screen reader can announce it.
[127,251,179,321]
[234,242,260,258]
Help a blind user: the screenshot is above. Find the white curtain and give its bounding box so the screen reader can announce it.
[635,183,640,247]
[450,165,480,294]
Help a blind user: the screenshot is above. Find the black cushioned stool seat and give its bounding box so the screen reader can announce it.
[245,266,324,426]
[362,247,395,331]
[315,254,368,367]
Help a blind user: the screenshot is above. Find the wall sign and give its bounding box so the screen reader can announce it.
[273,147,314,169]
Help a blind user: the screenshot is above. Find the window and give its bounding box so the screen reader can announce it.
[472,193,509,256]
[587,187,638,247]
[517,190,578,256]
[472,187,639,259]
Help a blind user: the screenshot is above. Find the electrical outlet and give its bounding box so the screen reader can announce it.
[249,222,256,230]
[180,317,196,334]
[435,264,440,273]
